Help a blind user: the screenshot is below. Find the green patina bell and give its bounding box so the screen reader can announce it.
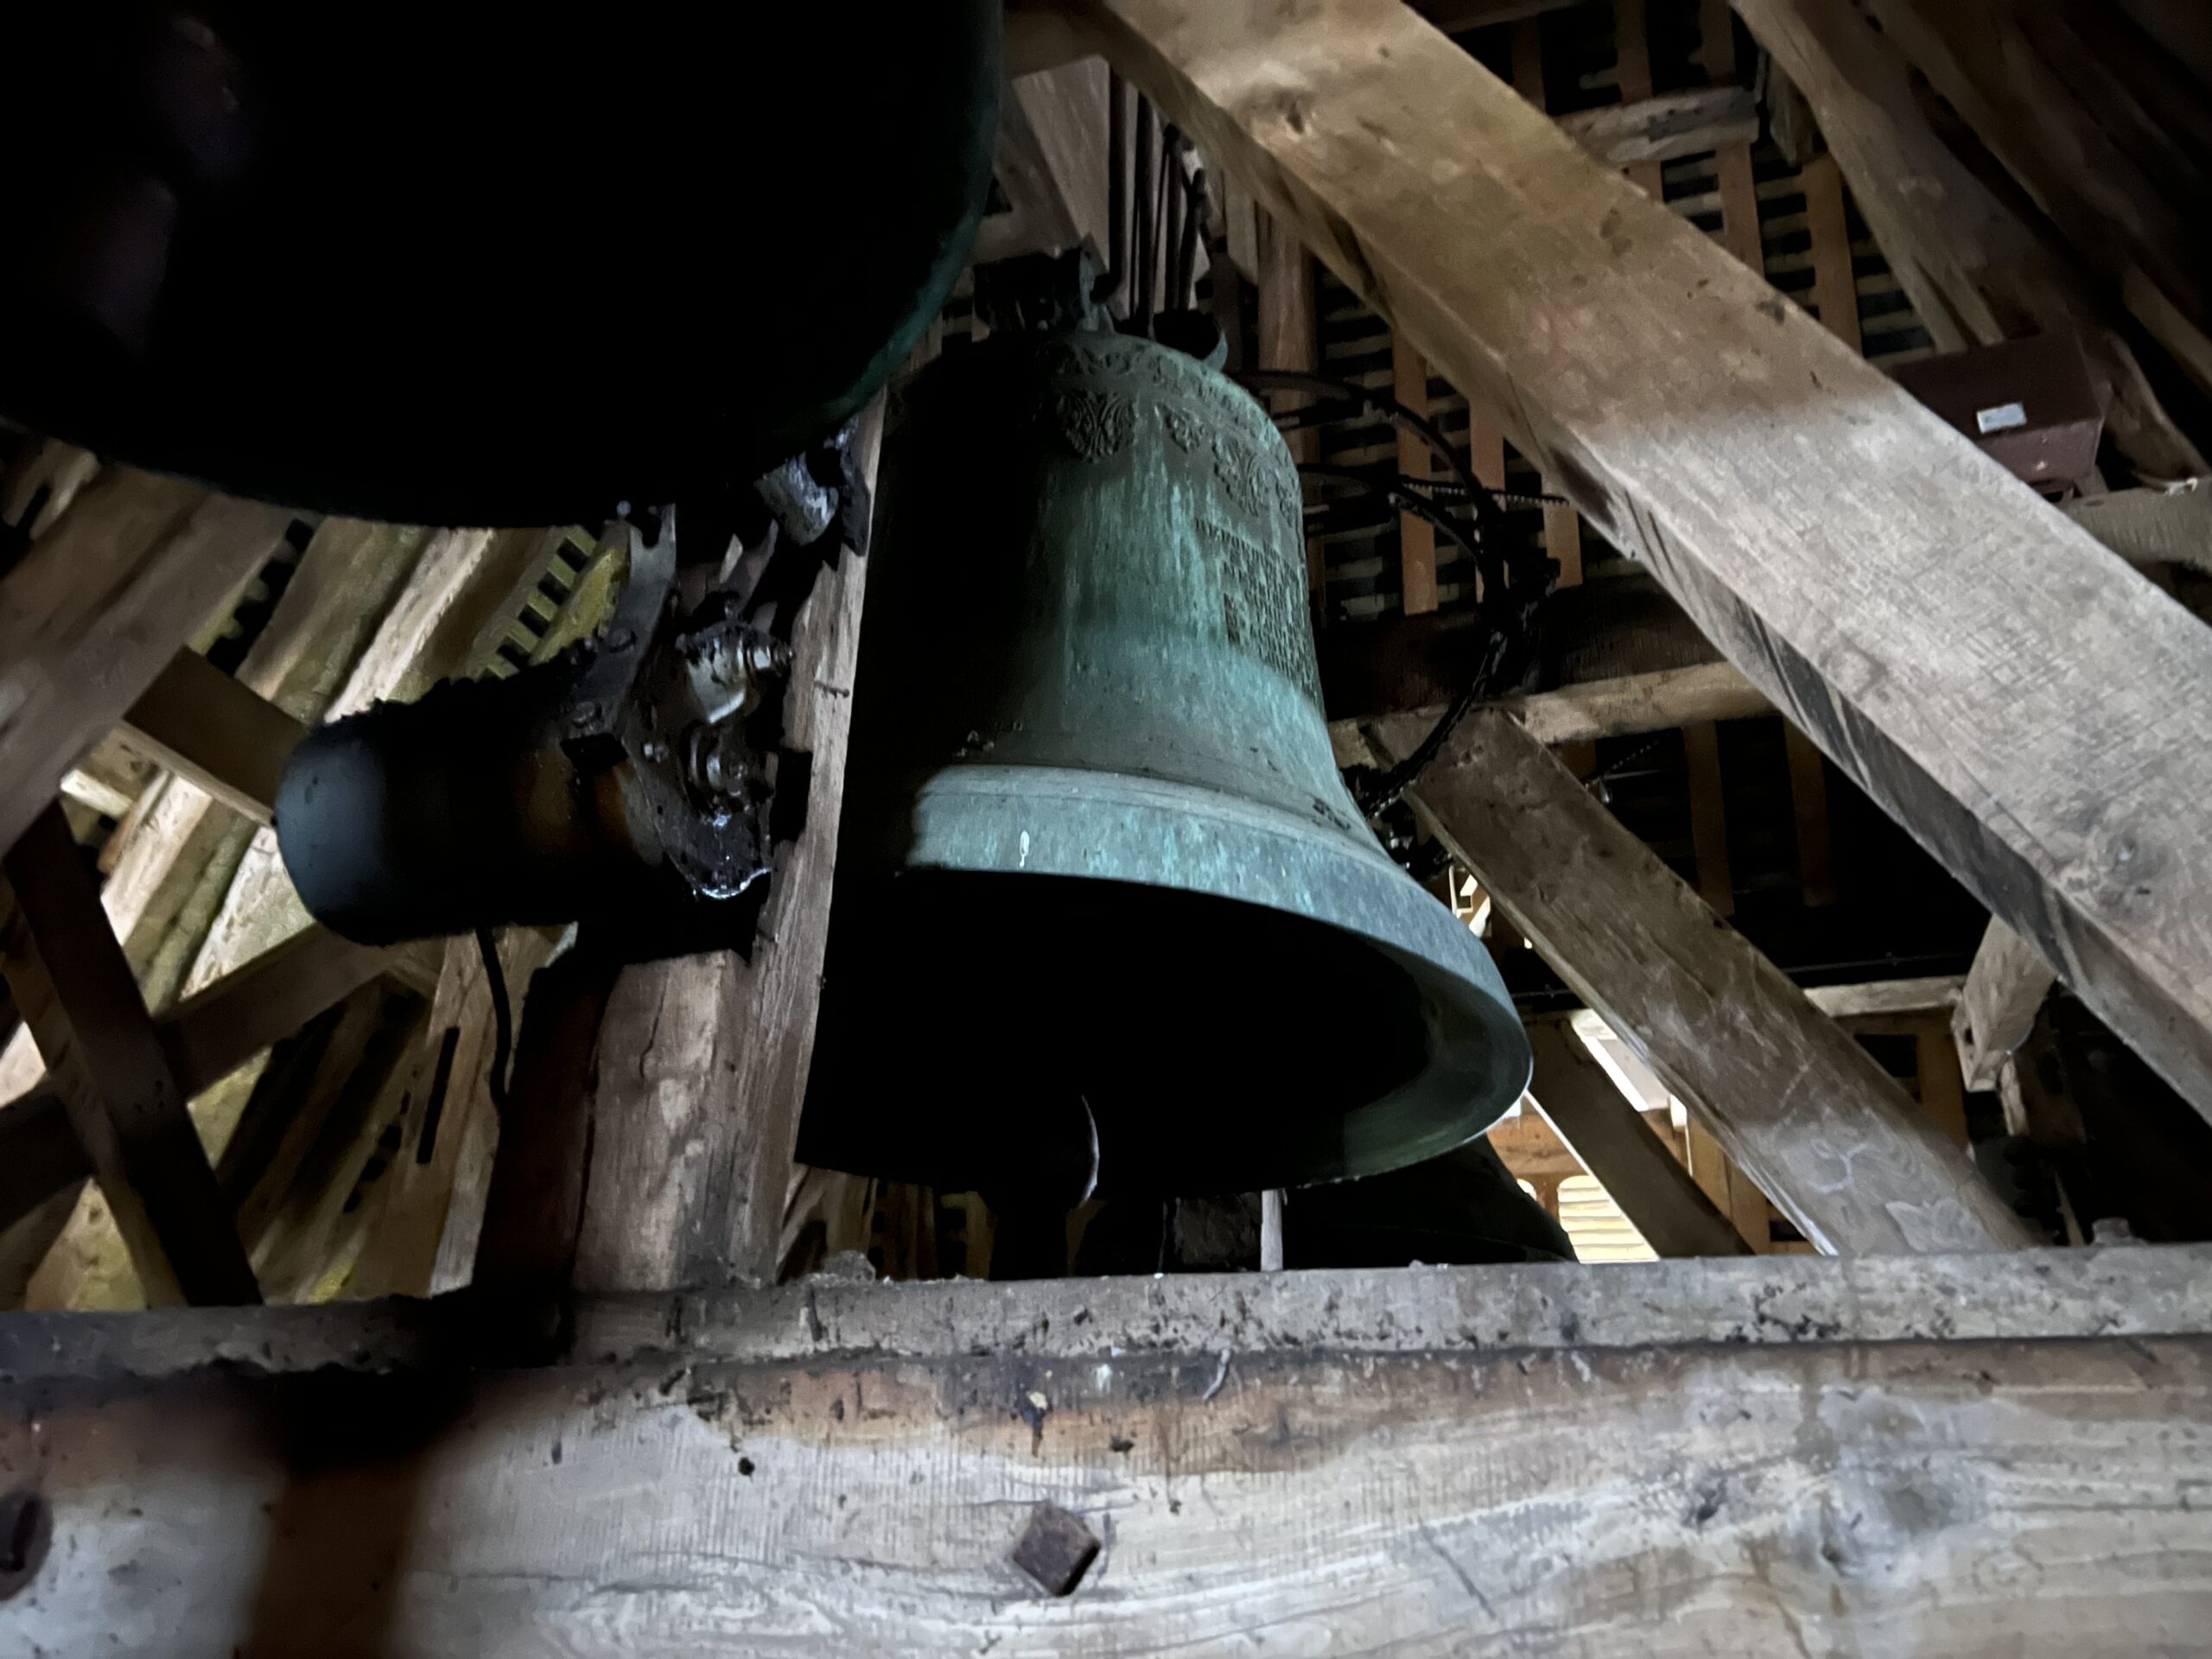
[798,331,1531,1199]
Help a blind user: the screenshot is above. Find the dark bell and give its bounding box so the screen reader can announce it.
[798,334,1534,1199]
[0,3,1001,525]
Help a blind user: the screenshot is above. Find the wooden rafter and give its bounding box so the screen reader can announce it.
[1400,710,2033,1253]
[1737,0,2205,482]
[0,807,258,1305]
[1524,1017,1751,1257]
[112,648,308,827]
[0,915,427,1237]
[1059,0,2212,1127]
[0,470,293,862]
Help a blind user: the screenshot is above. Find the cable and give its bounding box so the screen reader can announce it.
[476,925,515,1116]
[1236,372,1557,814]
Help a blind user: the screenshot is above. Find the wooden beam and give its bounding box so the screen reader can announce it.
[112,648,308,826]
[1859,0,2212,405]
[1736,0,2206,481]
[7,1246,2212,1652]
[1804,974,1965,1022]
[1066,0,2212,1127]
[1006,0,1090,78]
[0,470,292,862]
[2066,485,2212,576]
[1332,483,2207,767]
[1400,711,2032,1254]
[1681,720,1736,917]
[0,924,433,1253]
[0,807,257,1305]
[1954,919,2059,1091]
[976,58,1113,265]
[1391,338,1440,614]
[1557,85,1759,169]
[474,408,886,1299]
[1255,209,1327,623]
[1525,1018,1751,1257]
[1335,659,1772,767]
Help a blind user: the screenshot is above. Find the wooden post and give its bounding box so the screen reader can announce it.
[1399,710,2033,1254]
[0,808,257,1305]
[475,406,884,1298]
[1065,0,2212,1128]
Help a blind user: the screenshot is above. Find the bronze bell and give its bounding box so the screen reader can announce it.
[798,331,1532,1199]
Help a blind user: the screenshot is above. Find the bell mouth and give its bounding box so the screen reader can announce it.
[804,869,1525,1197]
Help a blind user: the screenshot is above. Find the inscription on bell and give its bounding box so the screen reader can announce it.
[1200,516,1323,701]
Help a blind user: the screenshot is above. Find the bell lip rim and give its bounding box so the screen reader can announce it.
[841,761,1535,1189]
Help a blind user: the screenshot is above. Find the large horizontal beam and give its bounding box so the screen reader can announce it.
[1063,0,2212,1124]
[5,1246,2211,1653]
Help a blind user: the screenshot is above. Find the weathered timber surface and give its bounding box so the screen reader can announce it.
[0,469,291,861]
[1738,0,2204,481]
[1062,0,2212,1128]
[1526,1017,1750,1257]
[3,1247,2212,1655]
[479,407,883,1298]
[1406,711,2034,1255]
[4,1243,2208,1381]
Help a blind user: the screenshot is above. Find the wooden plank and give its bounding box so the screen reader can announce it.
[1737,0,2205,480]
[1255,209,1327,621]
[1802,152,1862,353]
[341,930,554,1300]
[112,648,307,826]
[0,470,292,861]
[1954,918,2059,1090]
[0,807,257,1305]
[7,1249,2212,1654]
[1607,0,1666,200]
[1391,337,1440,615]
[976,59,1113,265]
[1525,1018,1751,1256]
[1399,710,2033,1254]
[1804,974,1965,1021]
[474,409,885,1298]
[1336,659,1772,766]
[1065,0,2212,1126]
[1558,85,1759,170]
